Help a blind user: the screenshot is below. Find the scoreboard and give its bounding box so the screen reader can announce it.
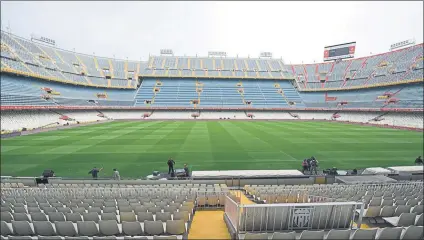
[323,42,356,62]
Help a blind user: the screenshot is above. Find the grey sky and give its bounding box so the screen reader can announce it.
[1,1,423,63]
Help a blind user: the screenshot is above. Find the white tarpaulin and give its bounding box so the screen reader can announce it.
[191,170,304,178]
[361,167,392,175]
[386,166,424,174]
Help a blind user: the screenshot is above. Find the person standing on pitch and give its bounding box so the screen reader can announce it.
[112,168,120,180]
[415,156,423,165]
[184,164,190,178]
[167,158,175,175]
[88,166,103,179]
[310,157,319,175]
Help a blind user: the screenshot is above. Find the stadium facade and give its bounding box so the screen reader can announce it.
[0,30,423,132]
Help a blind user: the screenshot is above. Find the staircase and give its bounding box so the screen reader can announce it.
[93,57,105,77]
[274,82,290,105]
[236,80,247,105]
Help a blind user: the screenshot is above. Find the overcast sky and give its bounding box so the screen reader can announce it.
[1,1,423,63]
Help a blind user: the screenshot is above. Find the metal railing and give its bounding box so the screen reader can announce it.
[225,197,364,235]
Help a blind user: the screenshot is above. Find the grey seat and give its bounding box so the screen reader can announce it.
[99,220,120,236]
[1,212,13,223]
[11,221,34,236]
[65,212,82,223]
[244,233,268,240]
[375,227,403,240]
[83,212,100,223]
[173,211,189,222]
[384,213,417,227]
[120,212,136,222]
[271,232,296,240]
[102,207,117,214]
[400,225,423,240]
[71,207,86,213]
[325,229,350,240]
[12,213,30,222]
[415,213,423,226]
[101,212,117,221]
[147,207,161,214]
[394,205,412,216]
[118,206,133,213]
[42,207,57,213]
[153,236,177,240]
[156,212,172,222]
[350,229,378,240]
[57,207,72,213]
[30,212,48,221]
[122,222,143,236]
[88,207,102,214]
[48,212,65,222]
[51,203,64,208]
[143,220,164,235]
[166,219,186,235]
[27,202,40,208]
[163,206,177,213]
[1,221,13,236]
[27,207,41,213]
[0,207,12,213]
[12,207,27,213]
[299,230,325,240]
[133,206,148,214]
[77,221,99,237]
[379,206,396,217]
[137,212,154,222]
[8,236,32,240]
[33,221,56,236]
[412,205,423,215]
[55,221,77,237]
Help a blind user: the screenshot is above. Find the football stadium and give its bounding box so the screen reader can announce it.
[1,1,423,239]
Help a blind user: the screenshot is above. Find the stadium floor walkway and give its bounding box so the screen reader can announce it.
[188,210,231,239]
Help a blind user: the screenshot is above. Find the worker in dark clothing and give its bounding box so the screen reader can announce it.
[167,158,175,175]
[310,158,319,175]
[184,164,190,178]
[302,159,308,174]
[415,156,423,165]
[306,158,312,172]
[88,167,103,179]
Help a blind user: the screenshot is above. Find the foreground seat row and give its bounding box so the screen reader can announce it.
[1,220,186,238]
[239,226,424,240]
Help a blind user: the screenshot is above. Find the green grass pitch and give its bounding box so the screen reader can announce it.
[1,121,422,178]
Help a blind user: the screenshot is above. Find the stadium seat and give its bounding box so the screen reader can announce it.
[375,227,403,240]
[77,221,99,236]
[400,226,423,240]
[384,213,417,227]
[143,220,164,235]
[350,228,378,240]
[33,221,56,236]
[11,221,34,236]
[98,220,120,236]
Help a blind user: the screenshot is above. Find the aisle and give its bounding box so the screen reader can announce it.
[188,210,231,239]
